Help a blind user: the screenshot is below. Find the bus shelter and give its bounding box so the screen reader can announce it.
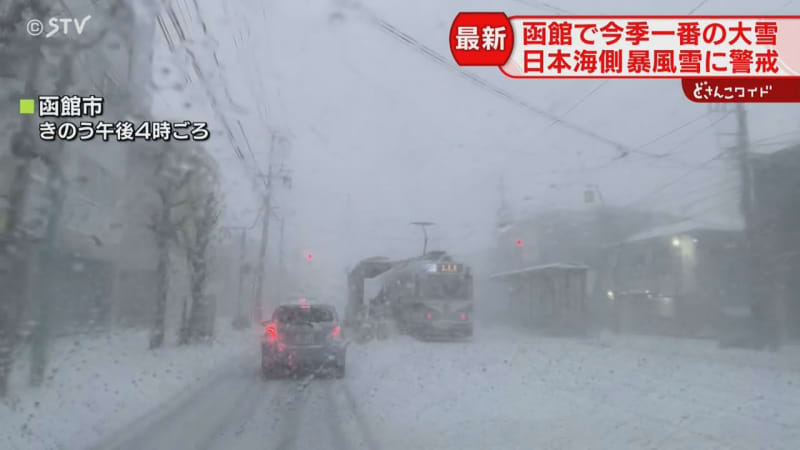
[490,263,589,336]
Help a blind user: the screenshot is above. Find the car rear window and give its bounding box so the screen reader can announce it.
[273,306,334,323]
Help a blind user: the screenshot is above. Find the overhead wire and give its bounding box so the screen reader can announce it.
[349,2,644,159]
[678,185,740,214]
[509,0,574,14]
[533,0,714,139]
[687,0,710,15]
[749,129,800,145]
[163,0,246,161]
[526,0,723,168]
[637,178,738,212]
[653,111,735,159]
[625,149,730,208]
[350,0,756,183]
[507,0,612,138]
[228,1,288,202]
[187,0,275,199]
[630,121,800,214]
[538,81,608,133]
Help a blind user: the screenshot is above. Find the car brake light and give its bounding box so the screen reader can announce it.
[460,313,467,321]
[331,326,341,339]
[265,323,278,342]
[425,312,433,320]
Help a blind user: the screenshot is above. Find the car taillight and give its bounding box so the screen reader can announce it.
[460,313,467,321]
[265,323,278,342]
[425,312,433,320]
[331,326,341,339]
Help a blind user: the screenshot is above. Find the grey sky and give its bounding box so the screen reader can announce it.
[158,0,800,281]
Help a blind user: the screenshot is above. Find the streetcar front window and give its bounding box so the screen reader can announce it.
[418,275,472,300]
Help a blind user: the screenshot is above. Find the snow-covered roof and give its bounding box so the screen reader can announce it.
[624,218,743,244]
[489,263,589,279]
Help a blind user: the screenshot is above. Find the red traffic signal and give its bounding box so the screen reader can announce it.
[305,252,313,261]
[515,239,523,247]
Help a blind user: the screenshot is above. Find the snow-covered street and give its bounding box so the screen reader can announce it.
[0,323,253,450]
[14,324,793,450]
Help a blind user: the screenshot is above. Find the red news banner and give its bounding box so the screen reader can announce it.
[449,13,800,102]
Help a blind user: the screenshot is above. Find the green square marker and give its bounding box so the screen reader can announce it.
[19,99,35,115]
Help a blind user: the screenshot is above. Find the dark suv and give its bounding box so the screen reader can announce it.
[261,303,347,378]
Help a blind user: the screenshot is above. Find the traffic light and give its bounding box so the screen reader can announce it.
[515,239,524,247]
[305,252,314,261]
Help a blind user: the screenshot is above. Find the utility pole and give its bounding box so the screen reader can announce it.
[253,132,291,323]
[253,134,276,323]
[735,104,754,247]
[222,203,263,329]
[276,215,285,302]
[734,104,775,348]
[234,229,247,325]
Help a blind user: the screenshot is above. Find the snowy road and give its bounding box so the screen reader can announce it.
[90,326,800,450]
[94,359,378,450]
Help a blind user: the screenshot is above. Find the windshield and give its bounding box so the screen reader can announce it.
[2,1,799,450]
[419,274,473,300]
[273,306,334,324]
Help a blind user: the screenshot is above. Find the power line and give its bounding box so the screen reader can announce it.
[651,177,738,210]
[353,1,752,172]
[634,112,711,154]
[532,0,714,143]
[750,129,800,145]
[597,111,732,172]
[538,81,608,133]
[221,203,265,230]
[163,0,246,162]
[237,119,270,194]
[680,175,738,196]
[654,111,734,158]
[674,202,734,225]
[679,185,740,213]
[509,0,574,15]
[227,3,285,201]
[687,0,710,15]
[625,149,729,207]
[350,3,640,159]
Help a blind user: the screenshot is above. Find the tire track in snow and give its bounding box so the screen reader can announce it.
[337,381,381,450]
[197,367,278,450]
[273,374,315,450]
[88,356,253,450]
[321,381,352,450]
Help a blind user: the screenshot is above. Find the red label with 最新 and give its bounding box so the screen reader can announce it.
[450,12,514,66]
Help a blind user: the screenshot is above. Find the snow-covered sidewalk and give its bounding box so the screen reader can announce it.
[0,321,255,450]
[583,330,800,374]
[346,324,800,450]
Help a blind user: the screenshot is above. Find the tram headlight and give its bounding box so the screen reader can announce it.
[607,290,615,301]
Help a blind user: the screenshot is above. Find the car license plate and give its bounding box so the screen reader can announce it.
[293,333,313,345]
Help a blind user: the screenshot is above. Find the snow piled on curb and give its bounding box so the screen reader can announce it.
[0,322,256,450]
